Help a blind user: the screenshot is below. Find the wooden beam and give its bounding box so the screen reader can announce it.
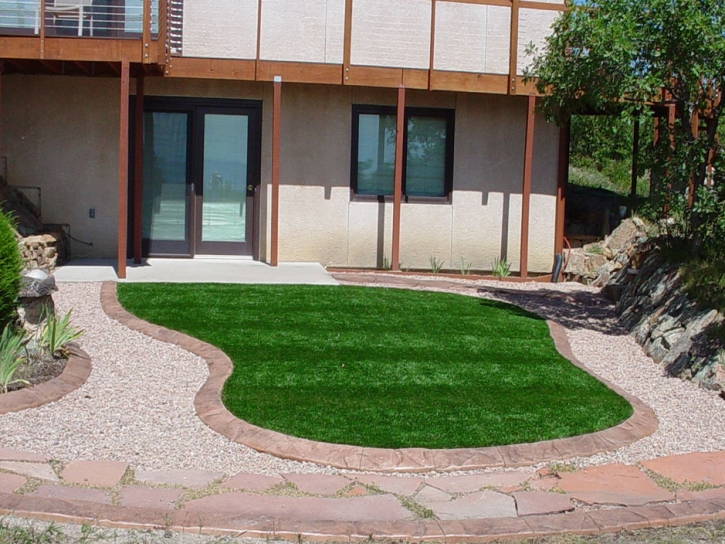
[346,66,427,89]
[165,57,255,80]
[391,86,405,272]
[520,95,535,279]
[270,76,281,267]
[630,116,640,198]
[117,57,130,279]
[555,120,569,259]
[142,0,152,63]
[256,61,342,85]
[343,0,353,84]
[133,74,144,264]
[508,0,520,94]
[430,71,508,94]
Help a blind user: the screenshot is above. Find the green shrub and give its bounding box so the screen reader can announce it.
[0,209,22,329]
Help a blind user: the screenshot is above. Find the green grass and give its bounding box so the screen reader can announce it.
[117,284,633,449]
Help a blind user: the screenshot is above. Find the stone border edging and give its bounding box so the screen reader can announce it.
[0,343,92,415]
[100,280,657,473]
[2,492,725,542]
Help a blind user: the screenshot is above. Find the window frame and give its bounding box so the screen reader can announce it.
[350,105,455,203]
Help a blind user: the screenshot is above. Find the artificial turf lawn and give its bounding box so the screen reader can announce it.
[117,284,633,449]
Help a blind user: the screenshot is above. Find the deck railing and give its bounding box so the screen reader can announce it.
[0,0,158,38]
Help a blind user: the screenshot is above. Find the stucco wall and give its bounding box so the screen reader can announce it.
[0,77,559,272]
[0,75,120,259]
[182,0,258,60]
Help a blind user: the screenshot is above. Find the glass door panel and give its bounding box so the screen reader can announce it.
[195,111,254,255]
[142,111,190,255]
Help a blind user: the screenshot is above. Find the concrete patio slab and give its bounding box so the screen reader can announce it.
[55,258,339,285]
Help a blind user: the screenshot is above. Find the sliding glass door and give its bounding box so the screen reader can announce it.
[140,98,261,257]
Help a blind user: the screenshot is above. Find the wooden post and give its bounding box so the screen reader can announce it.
[133,73,144,264]
[520,95,535,279]
[142,0,152,63]
[391,86,405,272]
[270,76,281,267]
[508,0,520,94]
[630,116,640,198]
[554,120,569,258]
[117,57,130,279]
[39,0,46,58]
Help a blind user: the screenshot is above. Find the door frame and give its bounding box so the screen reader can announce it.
[130,96,263,259]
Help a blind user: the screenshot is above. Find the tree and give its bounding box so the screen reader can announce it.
[527,0,725,255]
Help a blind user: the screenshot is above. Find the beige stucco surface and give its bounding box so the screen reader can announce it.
[517,8,561,75]
[182,0,258,60]
[349,0,432,69]
[260,0,345,64]
[434,2,510,75]
[1,78,559,272]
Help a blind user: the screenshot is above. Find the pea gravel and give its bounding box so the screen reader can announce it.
[0,278,722,478]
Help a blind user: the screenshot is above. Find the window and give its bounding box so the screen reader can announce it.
[351,106,454,200]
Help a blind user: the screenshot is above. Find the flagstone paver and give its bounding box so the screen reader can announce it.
[134,469,223,489]
[426,472,529,493]
[558,464,675,506]
[641,452,725,486]
[61,461,129,487]
[0,473,26,494]
[119,486,184,510]
[677,487,725,502]
[222,472,284,491]
[283,473,351,495]
[184,493,411,522]
[354,474,424,496]
[513,491,574,516]
[415,485,452,504]
[0,461,58,481]
[424,490,517,520]
[0,448,47,462]
[31,484,112,504]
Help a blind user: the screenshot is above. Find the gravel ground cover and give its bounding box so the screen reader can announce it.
[0,279,722,476]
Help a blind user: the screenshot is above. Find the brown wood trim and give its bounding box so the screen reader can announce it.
[554,120,569,258]
[437,0,512,6]
[117,57,130,280]
[39,0,46,58]
[256,61,342,85]
[270,78,281,267]
[43,38,142,62]
[132,74,144,265]
[142,0,152,63]
[255,0,262,77]
[158,0,168,64]
[508,0,519,94]
[0,38,43,59]
[430,70,508,94]
[343,0,353,83]
[519,0,566,10]
[429,0,437,77]
[391,86,405,272]
[346,65,403,87]
[520,95,535,279]
[402,68,429,90]
[514,76,542,95]
[165,57,256,80]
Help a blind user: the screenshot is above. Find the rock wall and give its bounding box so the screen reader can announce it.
[606,247,725,393]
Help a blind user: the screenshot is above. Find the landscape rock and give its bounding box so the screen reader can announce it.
[17,269,57,333]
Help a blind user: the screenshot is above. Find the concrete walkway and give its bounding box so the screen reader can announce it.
[54,258,339,285]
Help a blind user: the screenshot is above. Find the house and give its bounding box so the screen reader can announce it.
[0,0,567,278]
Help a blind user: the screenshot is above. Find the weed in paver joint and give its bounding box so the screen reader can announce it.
[548,462,576,476]
[13,477,43,495]
[643,469,681,492]
[397,495,436,519]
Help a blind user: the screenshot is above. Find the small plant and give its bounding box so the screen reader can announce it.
[429,255,444,274]
[38,309,83,358]
[491,257,511,278]
[381,256,391,271]
[0,324,29,393]
[458,256,472,276]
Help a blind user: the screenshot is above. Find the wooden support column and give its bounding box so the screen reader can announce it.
[39,0,46,58]
[554,119,569,258]
[391,85,405,272]
[132,74,144,264]
[630,115,640,198]
[117,57,130,279]
[142,0,152,63]
[270,76,281,267]
[520,95,535,279]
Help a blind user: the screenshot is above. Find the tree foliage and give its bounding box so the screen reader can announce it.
[527,0,725,257]
[0,210,21,329]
